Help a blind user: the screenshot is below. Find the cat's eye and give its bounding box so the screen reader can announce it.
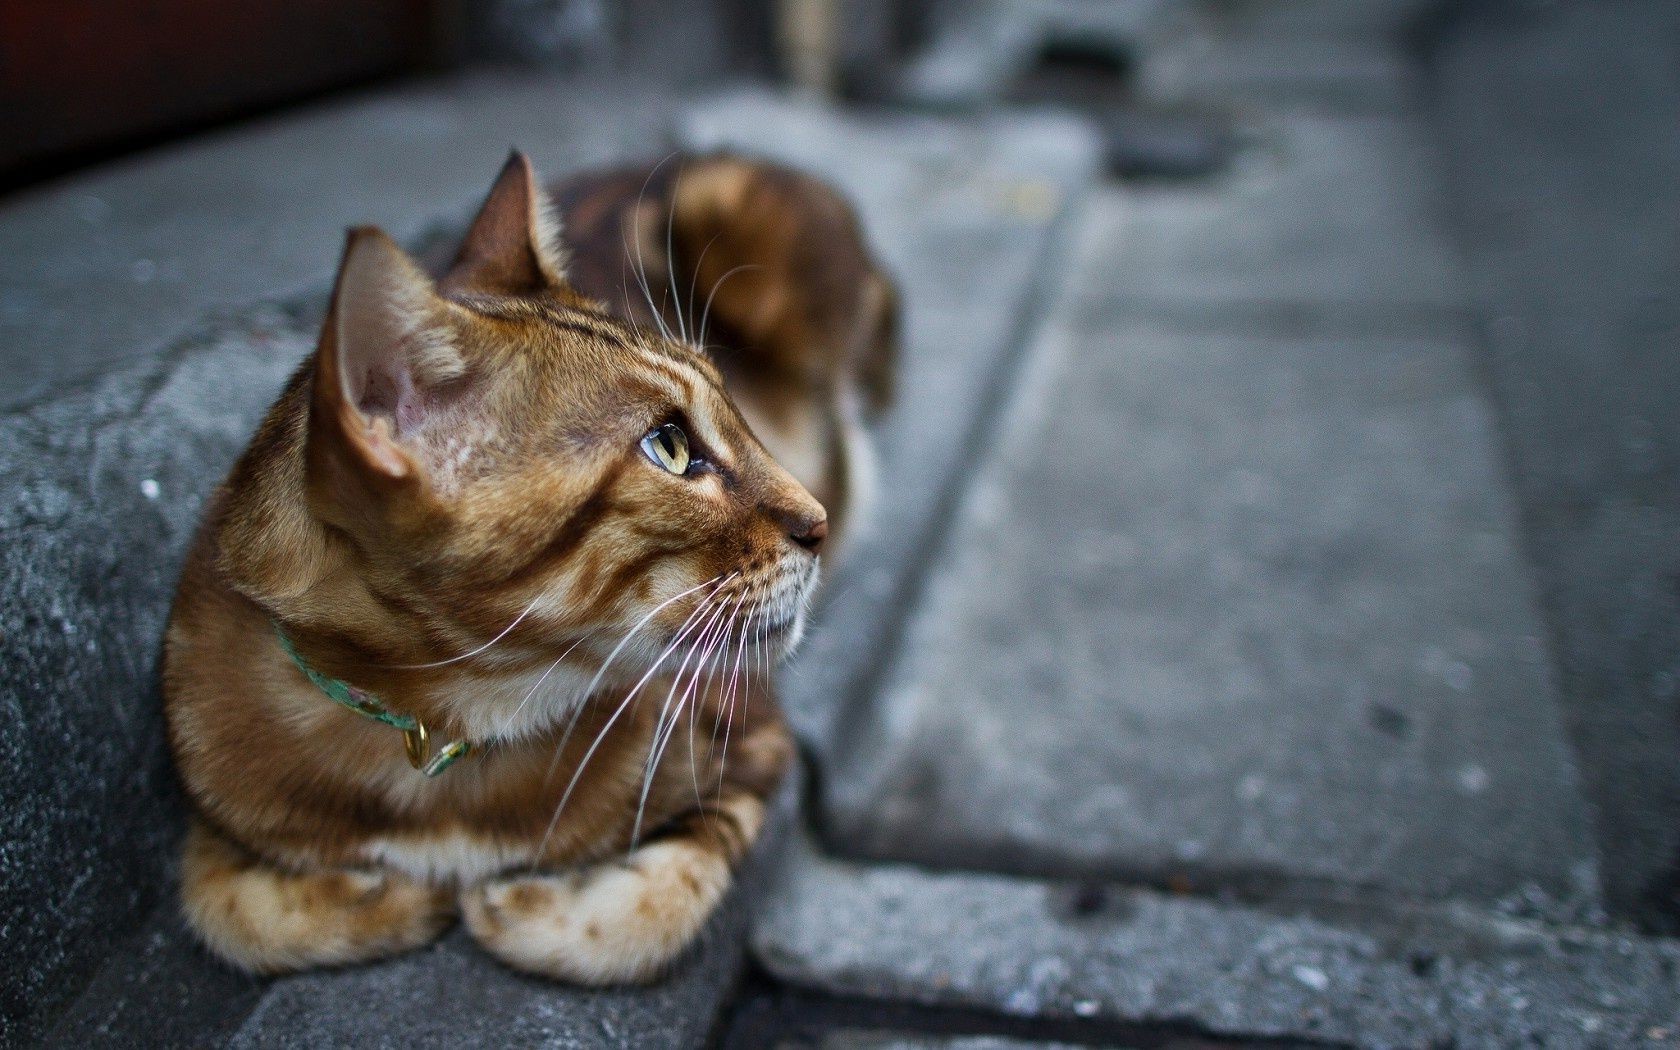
[641,423,692,475]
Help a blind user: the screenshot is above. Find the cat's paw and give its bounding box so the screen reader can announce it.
[181,822,454,973]
[460,838,736,984]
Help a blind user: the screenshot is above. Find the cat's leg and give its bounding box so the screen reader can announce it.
[180,818,454,974]
[460,717,792,984]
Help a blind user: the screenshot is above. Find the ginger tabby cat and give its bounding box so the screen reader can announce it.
[164,152,895,981]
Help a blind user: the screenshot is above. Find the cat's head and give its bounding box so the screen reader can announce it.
[248,154,827,710]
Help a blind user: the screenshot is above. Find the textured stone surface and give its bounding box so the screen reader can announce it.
[1148,37,1413,113]
[893,0,1168,110]
[680,92,1101,755]
[1188,0,1440,34]
[230,932,730,1050]
[822,185,1598,913]
[40,905,267,1049]
[1,306,314,1042]
[0,71,665,412]
[753,827,1680,1049]
[1431,0,1680,933]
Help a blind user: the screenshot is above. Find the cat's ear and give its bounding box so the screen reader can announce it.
[440,151,568,297]
[315,227,464,480]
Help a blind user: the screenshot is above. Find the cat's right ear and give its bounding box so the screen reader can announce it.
[314,227,463,482]
[440,151,569,297]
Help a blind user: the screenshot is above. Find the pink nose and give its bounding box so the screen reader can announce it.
[790,516,827,553]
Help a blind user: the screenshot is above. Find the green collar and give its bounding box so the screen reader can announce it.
[275,628,471,776]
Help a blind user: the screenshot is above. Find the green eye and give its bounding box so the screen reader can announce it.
[641,423,691,475]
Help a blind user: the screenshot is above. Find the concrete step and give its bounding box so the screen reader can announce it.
[825,190,1599,913]
[1139,0,1440,115]
[816,92,1603,914]
[753,820,1680,1047]
[1093,111,1467,317]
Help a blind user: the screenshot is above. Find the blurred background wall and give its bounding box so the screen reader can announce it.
[0,0,907,191]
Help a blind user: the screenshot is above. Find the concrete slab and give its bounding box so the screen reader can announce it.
[0,71,667,412]
[823,187,1599,914]
[678,92,1102,755]
[1099,113,1465,313]
[753,824,1680,1048]
[40,906,267,1049]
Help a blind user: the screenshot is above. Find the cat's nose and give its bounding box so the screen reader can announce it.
[790,516,828,554]
[769,499,827,554]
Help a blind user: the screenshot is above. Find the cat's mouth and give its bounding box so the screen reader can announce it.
[736,577,812,660]
[748,611,799,639]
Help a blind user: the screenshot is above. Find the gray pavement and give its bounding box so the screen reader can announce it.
[1096,112,1465,315]
[801,1038,1104,1050]
[755,2,1680,1046]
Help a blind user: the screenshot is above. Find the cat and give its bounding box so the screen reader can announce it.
[163,151,896,982]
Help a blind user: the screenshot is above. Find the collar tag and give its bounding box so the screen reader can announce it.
[275,627,472,776]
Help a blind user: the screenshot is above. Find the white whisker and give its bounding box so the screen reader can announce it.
[631,154,680,342]
[665,163,689,345]
[631,588,737,842]
[686,232,723,347]
[537,573,726,788]
[698,263,762,351]
[388,594,542,670]
[537,573,737,859]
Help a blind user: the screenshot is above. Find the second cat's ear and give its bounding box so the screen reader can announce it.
[440,151,568,297]
[315,227,463,480]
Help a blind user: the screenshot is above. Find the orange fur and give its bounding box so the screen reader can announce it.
[164,151,894,980]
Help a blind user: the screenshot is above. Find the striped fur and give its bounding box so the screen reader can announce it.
[165,152,895,981]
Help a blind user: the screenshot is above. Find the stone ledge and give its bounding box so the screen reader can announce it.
[753,821,1680,1048]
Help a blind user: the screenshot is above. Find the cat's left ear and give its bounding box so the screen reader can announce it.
[440,151,568,297]
[315,227,464,482]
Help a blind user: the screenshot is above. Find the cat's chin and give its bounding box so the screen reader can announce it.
[750,607,808,664]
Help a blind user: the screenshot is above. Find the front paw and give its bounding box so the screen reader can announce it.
[180,821,455,974]
[460,840,732,985]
